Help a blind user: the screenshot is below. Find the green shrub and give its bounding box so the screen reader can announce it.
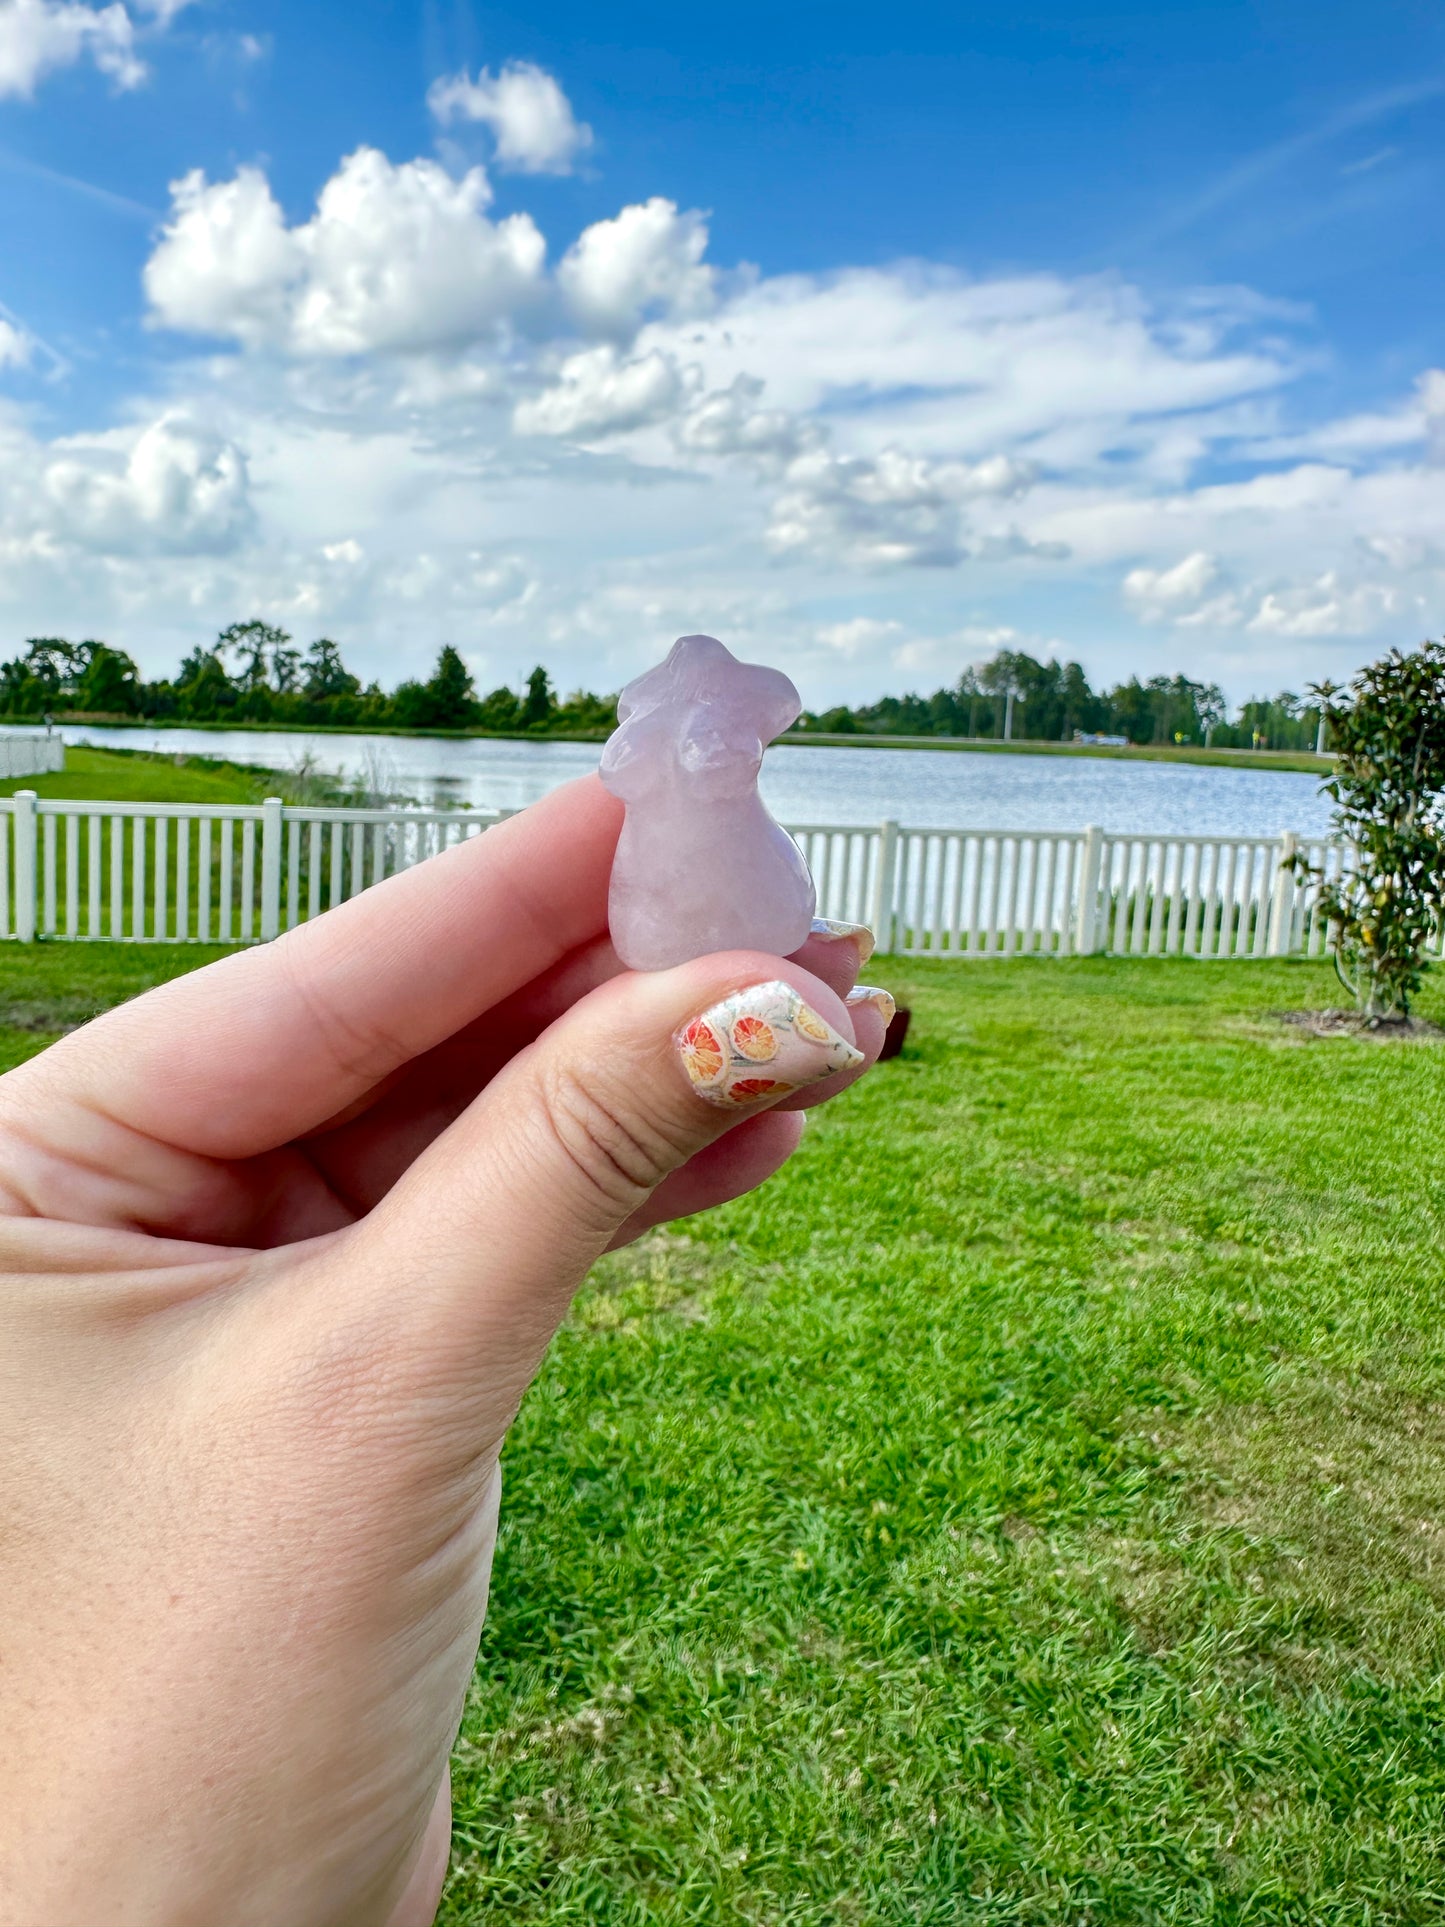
[1293,640,1445,1018]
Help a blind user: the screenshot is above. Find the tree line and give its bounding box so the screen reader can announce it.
[0,626,1325,751]
[0,625,612,736]
[799,649,1325,752]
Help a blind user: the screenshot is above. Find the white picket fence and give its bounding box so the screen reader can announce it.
[0,735,64,781]
[0,790,1398,961]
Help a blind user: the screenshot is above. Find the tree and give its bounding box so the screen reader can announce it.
[77,644,141,715]
[217,621,291,692]
[1290,642,1445,1019]
[175,649,238,721]
[476,685,521,732]
[521,665,555,730]
[390,648,477,729]
[1198,684,1227,748]
[271,646,303,697]
[303,638,361,706]
[426,646,476,728]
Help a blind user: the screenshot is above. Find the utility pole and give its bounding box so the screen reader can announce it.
[1004,686,1015,742]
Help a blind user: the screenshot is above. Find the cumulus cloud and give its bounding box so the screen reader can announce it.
[559,198,715,338]
[1122,551,1221,616]
[0,0,143,97]
[14,103,1445,695]
[674,374,822,469]
[41,414,251,554]
[767,447,1037,568]
[144,149,546,356]
[1121,551,1249,630]
[1247,571,1410,638]
[513,345,693,439]
[428,60,592,174]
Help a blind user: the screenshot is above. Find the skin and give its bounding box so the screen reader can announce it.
[0,775,882,1927]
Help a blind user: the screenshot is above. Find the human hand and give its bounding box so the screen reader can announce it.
[0,777,887,1927]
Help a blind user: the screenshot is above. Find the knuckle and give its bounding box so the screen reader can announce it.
[539,1062,695,1214]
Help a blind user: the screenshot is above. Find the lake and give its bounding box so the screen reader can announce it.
[24,723,1335,839]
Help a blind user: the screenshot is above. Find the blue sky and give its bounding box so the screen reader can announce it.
[1,0,1443,704]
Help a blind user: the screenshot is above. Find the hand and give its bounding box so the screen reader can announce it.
[0,777,885,1927]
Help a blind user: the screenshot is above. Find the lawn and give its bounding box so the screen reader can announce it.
[1,946,1442,1921]
[0,743,302,806]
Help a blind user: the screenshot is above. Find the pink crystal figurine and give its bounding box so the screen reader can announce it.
[600,634,818,970]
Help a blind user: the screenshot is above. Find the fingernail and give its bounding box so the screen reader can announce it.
[846,985,896,1024]
[675,980,864,1108]
[810,918,877,965]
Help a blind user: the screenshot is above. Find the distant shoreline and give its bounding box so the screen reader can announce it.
[1,713,1332,777]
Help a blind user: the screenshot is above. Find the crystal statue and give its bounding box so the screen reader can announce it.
[600,634,818,970]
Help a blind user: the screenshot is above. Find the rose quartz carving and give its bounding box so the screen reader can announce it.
[600,634,817,970]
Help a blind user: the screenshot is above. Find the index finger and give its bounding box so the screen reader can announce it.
[16,776,623,1157]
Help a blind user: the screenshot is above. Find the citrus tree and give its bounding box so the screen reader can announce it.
[1292,640,1445,1019]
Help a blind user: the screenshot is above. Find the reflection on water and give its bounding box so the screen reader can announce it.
[14,722,1334,839]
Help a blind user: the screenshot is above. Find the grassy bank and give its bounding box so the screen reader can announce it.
[787,732,1333,775]
[9,715,1332,775]
[0,948,1440,1920]
[0,744,298,806]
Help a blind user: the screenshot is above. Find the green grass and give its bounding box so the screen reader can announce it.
[0,744,289,805]
[0,941,234,1064]
[2,946,1442,1920]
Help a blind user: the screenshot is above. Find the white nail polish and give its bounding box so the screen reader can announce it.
[846,984,896,1024]
[809,918,877,965]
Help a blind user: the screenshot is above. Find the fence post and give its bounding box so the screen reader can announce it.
[260,797,284,942]
[1269,831,1299,957]
[870,819,900,955]
[13,790,37,944]
[1076,824,1104,954]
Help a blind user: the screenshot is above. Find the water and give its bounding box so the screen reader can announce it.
[15,723,1335,838]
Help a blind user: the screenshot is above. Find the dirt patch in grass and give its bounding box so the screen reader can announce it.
[1104,1379,1445,1680]
[576,1227,725,1333]
[0,995,108,1036]
[1273,1006,1444,1041]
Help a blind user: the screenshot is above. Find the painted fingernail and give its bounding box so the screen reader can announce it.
[846,984,896,1024]
[675,980,864,1108]
[810,917,877,965]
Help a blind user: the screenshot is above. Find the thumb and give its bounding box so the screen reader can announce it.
[355,960,863,1410]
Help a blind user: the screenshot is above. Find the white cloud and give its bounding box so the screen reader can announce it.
[894,624,1040,677]
[1245,368,1445,461]
[1247,571,1410,638]
[0,318,33,368]
[0,0,143,97]
[639,269,1292,466]
[145,149,547,356]
[380,548,534,613]
[559,198,714,338]
[12,108,1445,700]
[815,616,902,658]
[767,447,1037,568]
[514,345,692,439]
[675,374,821,469]
[40,414,250,554]
[1123,550,1221,616]
[428,60,592,175]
